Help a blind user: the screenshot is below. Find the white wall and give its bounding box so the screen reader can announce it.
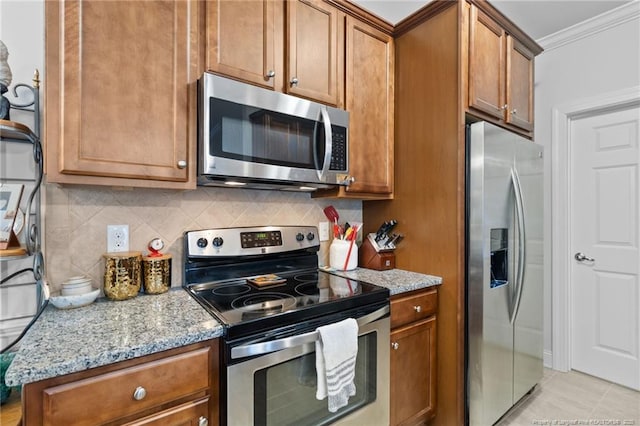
[534,3,640,366]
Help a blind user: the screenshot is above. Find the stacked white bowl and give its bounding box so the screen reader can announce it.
[61,276,93,296]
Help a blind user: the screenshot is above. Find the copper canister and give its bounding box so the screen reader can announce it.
[103,252,142,300]
[142,254,172,294]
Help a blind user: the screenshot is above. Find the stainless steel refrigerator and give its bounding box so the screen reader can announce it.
[466,121,544,425]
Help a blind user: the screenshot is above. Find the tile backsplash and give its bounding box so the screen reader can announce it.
[45,184,362,293]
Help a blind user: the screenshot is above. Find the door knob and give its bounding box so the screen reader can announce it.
[574,252,595,262]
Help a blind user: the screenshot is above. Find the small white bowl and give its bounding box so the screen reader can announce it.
[49,289,100,310]
[61,276,92,296]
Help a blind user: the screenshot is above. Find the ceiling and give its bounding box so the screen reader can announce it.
[350,0,634,40]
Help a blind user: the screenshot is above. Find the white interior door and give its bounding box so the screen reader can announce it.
[570,105,640,390]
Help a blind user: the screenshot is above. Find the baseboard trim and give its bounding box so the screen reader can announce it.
[543,350,553,369]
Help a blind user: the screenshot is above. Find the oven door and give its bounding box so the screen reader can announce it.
[226,309,390,426]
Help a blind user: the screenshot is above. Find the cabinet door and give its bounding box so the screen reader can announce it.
[45,0,198,186]
[287,0,344,106]
[468,5,506,121]
[344,17,394,195]
[206,0,283,90]
[390,316,437,426]
[125,397,210,426]
[505,36,534,132]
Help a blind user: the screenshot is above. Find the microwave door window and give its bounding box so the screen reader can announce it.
[209,98,317,170]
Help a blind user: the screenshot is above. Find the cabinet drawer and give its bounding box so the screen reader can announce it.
[42,347,210,426]
[124,397,210,426]
[391,288,438,329]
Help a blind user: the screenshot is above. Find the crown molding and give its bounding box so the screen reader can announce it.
[538,0,640,52]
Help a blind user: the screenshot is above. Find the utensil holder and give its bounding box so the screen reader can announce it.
[329,238,358,271]
[359,234,395,271]
[142,254,172,294]
[103,252,142,300]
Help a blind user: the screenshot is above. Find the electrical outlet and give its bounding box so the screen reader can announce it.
[319,221,330,242]
[107,225,129,252]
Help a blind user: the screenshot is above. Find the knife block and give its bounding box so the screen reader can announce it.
[359,235,395,271]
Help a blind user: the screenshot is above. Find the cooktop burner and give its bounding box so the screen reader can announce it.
[183,226,389,340]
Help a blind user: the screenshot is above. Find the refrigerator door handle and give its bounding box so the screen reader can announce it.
[510,167,526,324]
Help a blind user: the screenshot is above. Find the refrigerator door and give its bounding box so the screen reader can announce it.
[467,122,517,426]
[512,135,544,402]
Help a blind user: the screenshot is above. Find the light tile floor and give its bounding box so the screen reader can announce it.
[497,369,640,426]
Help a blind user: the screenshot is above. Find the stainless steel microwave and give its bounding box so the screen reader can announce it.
[198,72,350,191]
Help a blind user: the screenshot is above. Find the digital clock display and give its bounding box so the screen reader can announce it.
[240,231,282,248]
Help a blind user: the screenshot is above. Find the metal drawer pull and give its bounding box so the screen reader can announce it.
[177,160,187,169]
[199,416,208,426]
[391,342,399,350]
[414,305,422,313]
[266,70,275,78]
[132,386,146,401]
[290,77,299,86]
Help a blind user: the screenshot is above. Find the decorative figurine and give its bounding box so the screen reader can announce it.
[0,40,13,120]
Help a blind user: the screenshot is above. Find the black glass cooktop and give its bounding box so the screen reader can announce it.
[186,269,388,339]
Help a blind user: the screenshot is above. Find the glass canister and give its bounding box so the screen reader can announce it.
[103,251,142,300]
[329,239,358,271]
[142,254,172,294]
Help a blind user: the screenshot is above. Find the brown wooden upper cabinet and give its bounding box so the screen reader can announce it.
[206,0,344,108]
[45,0,201,189]
[467,4,535,135]
[314,15,394,199]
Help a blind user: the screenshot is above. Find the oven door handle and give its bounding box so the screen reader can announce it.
[230,305,390,360]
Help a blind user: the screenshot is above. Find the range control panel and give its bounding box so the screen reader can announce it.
[186,226,318,257]
[240,230,282,248]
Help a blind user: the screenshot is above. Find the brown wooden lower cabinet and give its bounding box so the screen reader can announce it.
[21,340,219,426]
[390,289,438,426]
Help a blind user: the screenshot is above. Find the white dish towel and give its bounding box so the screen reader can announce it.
[315,318,359,413]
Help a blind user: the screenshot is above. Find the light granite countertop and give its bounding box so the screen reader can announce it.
[5,268,439,387]
[5,289,223,386]
[328,267,442,295]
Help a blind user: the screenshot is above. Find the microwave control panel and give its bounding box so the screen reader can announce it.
[330,126,347,171]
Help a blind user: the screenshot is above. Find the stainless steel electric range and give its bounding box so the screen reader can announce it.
[183,226,391,426]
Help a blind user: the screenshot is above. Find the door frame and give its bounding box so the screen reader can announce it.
[551,85,640,372]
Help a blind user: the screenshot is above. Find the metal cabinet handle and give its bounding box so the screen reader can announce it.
[500,104,508,110]
[511,109,518,115]
[414,305,422,313]
[198,416,208,426]
[391,342,399,350]
[575,252,595,262]
[266,70,275,78]
[177,160,187,169]
[290,77,299,87]
[133,386,147,401]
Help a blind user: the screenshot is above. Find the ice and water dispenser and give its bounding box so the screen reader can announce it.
[490,228,508,288]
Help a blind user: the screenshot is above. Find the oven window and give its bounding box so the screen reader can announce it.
[209,97,323,170]
[254,332,377,426]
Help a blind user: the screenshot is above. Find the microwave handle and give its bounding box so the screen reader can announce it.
[230,305,389,360]
[318,106,333,181]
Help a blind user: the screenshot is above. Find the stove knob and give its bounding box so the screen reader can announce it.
[306,232,315,241]
[212,237,224,247]
[196,237,208,248]
[295,233,305,242]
